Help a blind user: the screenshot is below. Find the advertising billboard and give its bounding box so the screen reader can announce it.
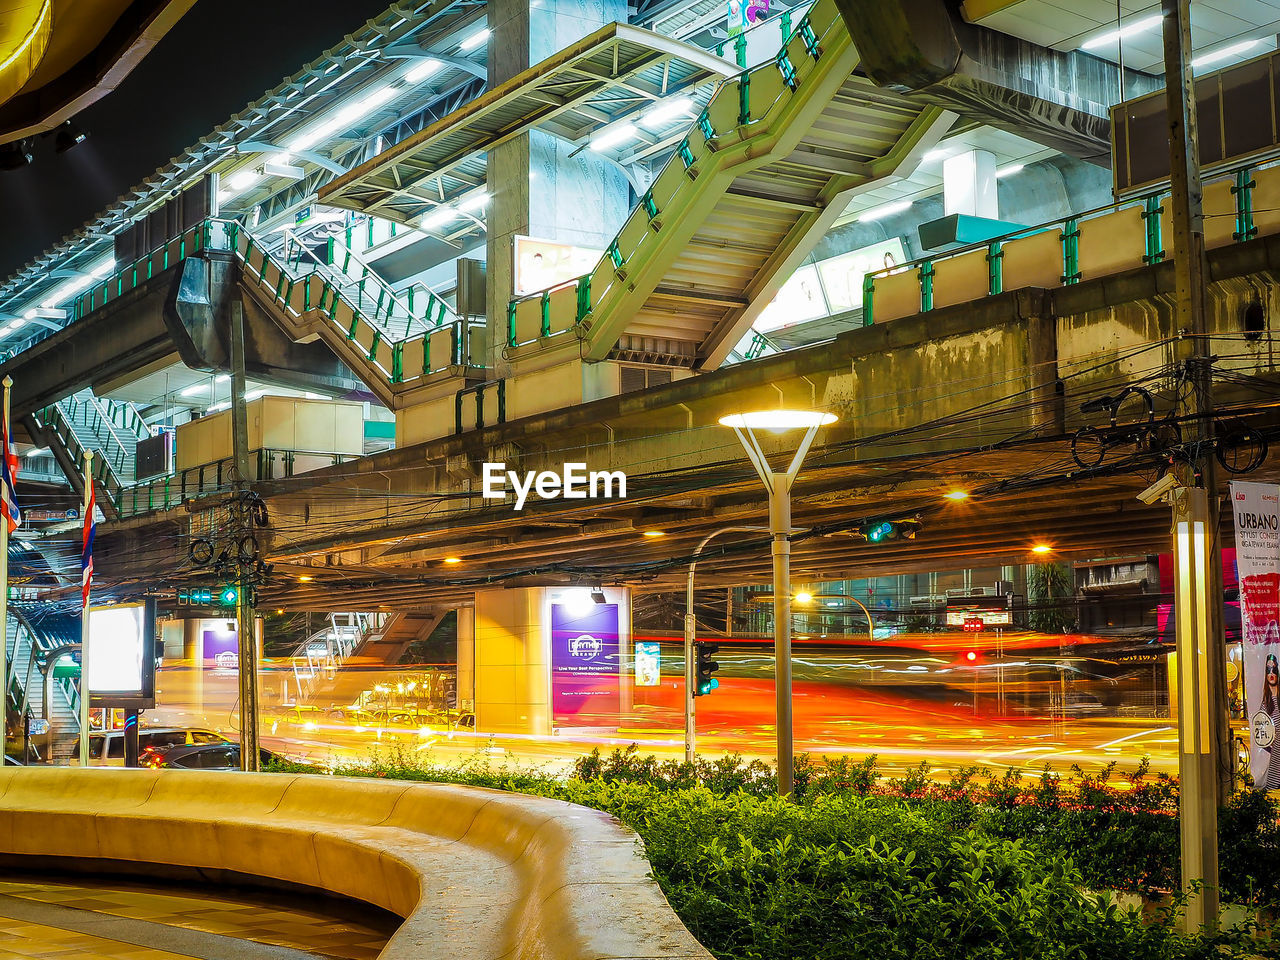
[203,625,239,675]
[634,640,661,687]
[550,602,620,722]
[513,236,603,296]
[1231,480,1280,789]
[86,601,156,709]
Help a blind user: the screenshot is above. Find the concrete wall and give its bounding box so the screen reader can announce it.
[176,397,364,469]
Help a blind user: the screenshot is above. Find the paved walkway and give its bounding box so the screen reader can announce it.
[0,876,396,960]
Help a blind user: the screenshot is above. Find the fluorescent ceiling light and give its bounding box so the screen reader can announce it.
[215,374,230,383]
[924,148,952,162]
[460,28,490,51]
[245,389,267,401]
[8,319,25,331]
[459,191,489,212]
[996,163,1024,178]
[228,170,259,192]
[287,85,397,153]
[24,448,48,458]
[36,257,112,309]
[1079,14,1162,51]
[589,122,637,152]
[421,206,458,229]
[640,96,694,129]
[1192,39,1265,69]
[180,383,209,397]
[857,199,911,222]
[406,58,443,83]
[208,400,231,413]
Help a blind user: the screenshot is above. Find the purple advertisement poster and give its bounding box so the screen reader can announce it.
[203,627,239,674]
[550,603,620,723]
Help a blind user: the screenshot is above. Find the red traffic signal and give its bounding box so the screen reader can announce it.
[963,650,979,663]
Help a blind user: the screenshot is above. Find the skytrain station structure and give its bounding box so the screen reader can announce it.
[2,0,1280,945]
[2,0,1278,752]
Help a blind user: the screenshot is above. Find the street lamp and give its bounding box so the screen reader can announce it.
[719,408,837,795]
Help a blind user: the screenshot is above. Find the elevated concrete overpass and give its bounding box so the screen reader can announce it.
[9,0,1280,611]
[89,216,1280,611]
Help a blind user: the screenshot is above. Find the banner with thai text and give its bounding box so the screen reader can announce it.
[1231,480,1280,788]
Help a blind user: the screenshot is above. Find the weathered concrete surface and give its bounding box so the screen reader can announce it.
[833,0,1160,163]
[0,767,711,960]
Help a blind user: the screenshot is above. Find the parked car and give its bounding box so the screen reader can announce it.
[147,742,281,770]
[88,727,230,765]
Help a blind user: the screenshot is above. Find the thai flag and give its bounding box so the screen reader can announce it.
[1,409,20,535]
[82,479,94,610]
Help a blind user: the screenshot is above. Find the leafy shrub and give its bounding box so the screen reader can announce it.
[301,745,1277,959]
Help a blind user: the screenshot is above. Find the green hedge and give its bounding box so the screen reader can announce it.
[268,748,1277,959]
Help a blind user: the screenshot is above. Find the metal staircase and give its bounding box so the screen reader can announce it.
[280,228,455,341]
[505,0,949,370]
[352,610,445,664]
[6,611,81,761]
[289,613,380,702]
[3,543,82,762]
[24,391,151,518]
[231,222,486,407]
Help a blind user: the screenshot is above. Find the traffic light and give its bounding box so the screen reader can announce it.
[176,585,239,607]
[861,518,922,543]
[694,641,720,697]
[963,650,980,663]
[863,521,895,543]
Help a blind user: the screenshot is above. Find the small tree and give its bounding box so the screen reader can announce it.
[1027,562,1077,632]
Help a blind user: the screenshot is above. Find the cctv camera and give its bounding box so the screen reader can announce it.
[1136,474,1180,505]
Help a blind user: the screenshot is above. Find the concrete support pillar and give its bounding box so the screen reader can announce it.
[456,604,475,712]
[485,0,629,376]
[473,585,630,735]
[182,618,203,706]
[475,588,551,735]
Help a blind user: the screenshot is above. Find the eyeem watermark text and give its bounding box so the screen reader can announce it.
[483,463,627,510]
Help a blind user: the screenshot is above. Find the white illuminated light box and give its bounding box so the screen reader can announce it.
[85,600,157,709]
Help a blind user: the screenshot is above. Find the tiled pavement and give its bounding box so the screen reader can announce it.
[0,876,396,960]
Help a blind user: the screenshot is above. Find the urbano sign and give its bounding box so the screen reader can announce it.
[482,462,626,510]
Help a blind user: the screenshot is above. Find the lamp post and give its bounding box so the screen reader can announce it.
[719,409,836,796]
[685,526,767,763]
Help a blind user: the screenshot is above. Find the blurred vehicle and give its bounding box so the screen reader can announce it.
[145,743,282,770]
[89,727,230,765]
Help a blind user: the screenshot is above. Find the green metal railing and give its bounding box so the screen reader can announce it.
[116,447,359,519]
[860,159,1278,326]
[506,0,848,353]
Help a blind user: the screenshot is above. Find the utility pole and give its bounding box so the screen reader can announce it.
[1161,0,1231,930]
[230,301,260,772]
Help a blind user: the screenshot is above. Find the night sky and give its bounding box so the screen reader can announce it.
[0,0,393,279]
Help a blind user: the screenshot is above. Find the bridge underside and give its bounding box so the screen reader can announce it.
[0,257,363,423]
[87,231,1280,609]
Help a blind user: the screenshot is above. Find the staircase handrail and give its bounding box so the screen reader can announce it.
[325,231,456,338]
[85,393,135,476]
[280,228,442,342]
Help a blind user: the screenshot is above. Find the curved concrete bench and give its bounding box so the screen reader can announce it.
[0,768,711,960]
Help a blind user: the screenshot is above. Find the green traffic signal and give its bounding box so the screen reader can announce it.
[694,642,720,698]
[219,586,239,605]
